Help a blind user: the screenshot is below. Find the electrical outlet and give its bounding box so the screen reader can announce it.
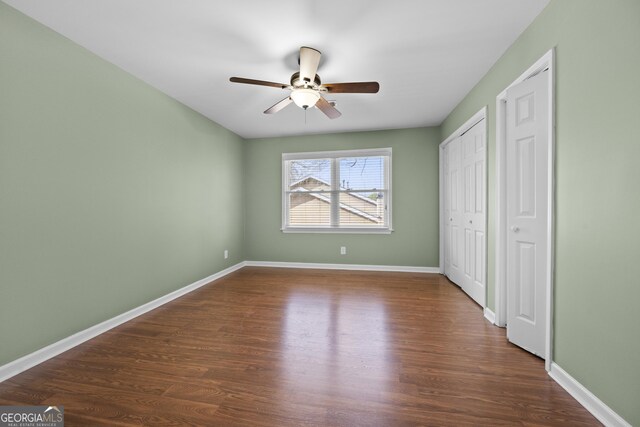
[340,246,347,255]
[224,249,229,259]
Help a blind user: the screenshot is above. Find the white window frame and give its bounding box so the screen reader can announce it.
[282,148,392,234]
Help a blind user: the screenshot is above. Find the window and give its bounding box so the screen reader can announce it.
[282,148,392,233]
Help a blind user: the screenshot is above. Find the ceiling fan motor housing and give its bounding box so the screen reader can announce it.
[290,71,322,89]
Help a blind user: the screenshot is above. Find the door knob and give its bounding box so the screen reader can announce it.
[469,220,473,224]
[511,225,520,232]
[450,218,453,221]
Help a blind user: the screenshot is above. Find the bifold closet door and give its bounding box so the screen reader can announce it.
[442,119,486,308]
[444,138,462,285]
[460,120,486,307]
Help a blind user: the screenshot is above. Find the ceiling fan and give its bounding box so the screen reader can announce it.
[230,46,380,119]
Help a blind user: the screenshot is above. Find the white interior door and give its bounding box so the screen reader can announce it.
[461,120,486,306]
[446,138,462,285]
[506,70,549,357]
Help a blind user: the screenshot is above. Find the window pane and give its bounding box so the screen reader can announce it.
[338,156,385,191]
[338,190,386,226]
[288,159,331,190]
[288,192,332,226]
[283,149,391,232]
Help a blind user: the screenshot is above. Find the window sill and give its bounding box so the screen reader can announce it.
[281,227,393,234]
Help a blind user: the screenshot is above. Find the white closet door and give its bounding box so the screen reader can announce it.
[506,70,549,357]
[443,146,452,277]
[441,116,486,307]
[446,138,463,285]
[460,120,486,306]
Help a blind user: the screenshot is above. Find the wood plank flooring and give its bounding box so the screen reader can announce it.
[0,267,599,426]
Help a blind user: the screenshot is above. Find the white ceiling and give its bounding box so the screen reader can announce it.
[4,0,549,139]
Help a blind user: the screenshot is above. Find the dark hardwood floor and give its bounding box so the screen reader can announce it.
[0,267,599,426]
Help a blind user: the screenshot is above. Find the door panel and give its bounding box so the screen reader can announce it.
[506,70,549,357]
[460,120,486,306]
[447,139,462,284]
[474,231,484,282]
[515,241,536,322]
[516,136,536,216]
[475,160,484,213]
[464,228,472,278]
[465,163,473,213]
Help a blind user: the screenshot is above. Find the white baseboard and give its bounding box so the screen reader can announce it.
[549,363,631,427]
[483,307,496,324]
[0,262,246,384]
[244,260,440,274]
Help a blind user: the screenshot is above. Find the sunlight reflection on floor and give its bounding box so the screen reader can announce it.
[280,290,394,405]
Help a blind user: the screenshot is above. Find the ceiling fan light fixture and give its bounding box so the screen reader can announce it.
[290,88,320,109]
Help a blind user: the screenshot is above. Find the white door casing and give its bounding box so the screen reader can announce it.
[505,69,549,358]
[461,120,486,307]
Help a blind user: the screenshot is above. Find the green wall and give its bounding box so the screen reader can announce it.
[441,1,640,424]
[0,3,244,366]
[244,128,440,267]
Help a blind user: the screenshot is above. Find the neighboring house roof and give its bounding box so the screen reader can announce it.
[291,187,381,223]
[289,175,331,189]
[290,176,379,206]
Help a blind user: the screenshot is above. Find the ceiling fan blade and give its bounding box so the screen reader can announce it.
[323,82,380,94]
[264,97,293,114]
[230,77,289,89]
[299,47,321,83]
[316,96,341,119]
